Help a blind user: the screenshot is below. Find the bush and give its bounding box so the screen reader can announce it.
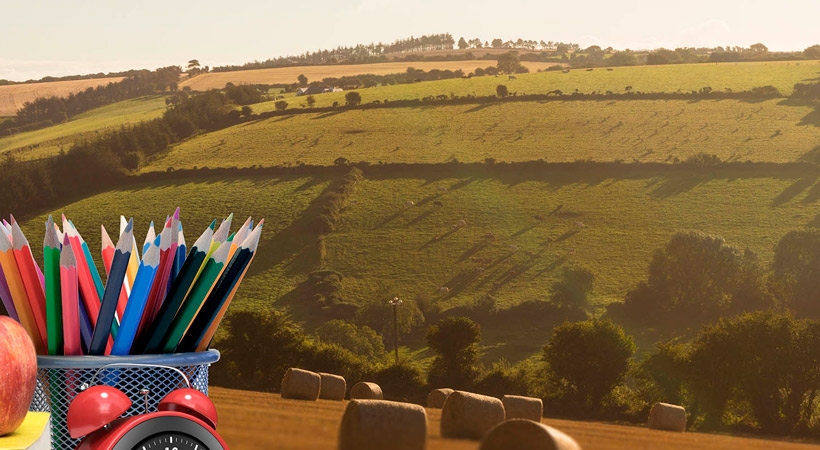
[374,362,427,404]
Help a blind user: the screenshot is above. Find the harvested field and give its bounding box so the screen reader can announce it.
[210,387,820,450]
[177,61,555,91]
[0,77,124,116]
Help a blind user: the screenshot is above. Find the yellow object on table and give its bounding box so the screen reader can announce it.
[0,412,50,450]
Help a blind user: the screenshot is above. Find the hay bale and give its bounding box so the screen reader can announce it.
[427,388,453,409]
[318,372,346,400]
[502,395,543,422]
[479,419,582,450]
[440,390,505,440]
[647,402,686,432]
[280,367,321,401]
[350,382,383,400]
[339,399,427,450]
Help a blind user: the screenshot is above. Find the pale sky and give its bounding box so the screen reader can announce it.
[1,0,818,82]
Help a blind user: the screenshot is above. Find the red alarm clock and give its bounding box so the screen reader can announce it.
[66,365,229,450]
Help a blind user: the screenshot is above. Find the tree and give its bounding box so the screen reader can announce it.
[345,91,362,106]
[750,43,768,53]
[186,59,201,77]
[491,38,503,48]
[804,44,820,59]
[240,106,253,117]
[305,95,316,108]
[771,229,820,317]
[427,317,481,389]
[315,320,386,361]
[617,231,770,325]
[608,51,636,66]
[274,100,288,111]
[549,265,594,311]
[495,84,508,98]
[496,51,522,74]
[297,74,308,87]
[686,311,820,433]
[458,37,469,49]
[544,320,635,407]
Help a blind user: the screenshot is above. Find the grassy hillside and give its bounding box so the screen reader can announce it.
[0,95,168,160]
[8,59,820,365]
[144,99,820,171]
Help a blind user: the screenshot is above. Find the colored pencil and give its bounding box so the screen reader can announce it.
[104,223,131,323]
[78,297,92,355]
[60,235,81,356]
[139,216,178,334]
[89,220,133,355]
[181,222,262,352]
[111,242,160,356]
[0,227,44,353]
[142,221,156,256]
[140,225,212,354]
[62,216,102,332]
[75,224,105,308]
[44,216,63,355]
[169,219,186,293]
[0,261,18,321]
[208,213,233,255]
[121,215,140,310]
[11,219,49,352]
[160,240,231,353]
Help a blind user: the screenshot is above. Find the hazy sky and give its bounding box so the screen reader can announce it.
[2,0,818,82]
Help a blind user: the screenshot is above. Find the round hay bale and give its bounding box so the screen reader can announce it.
[339,399,428,450]
[502,395,543,421]
[318,372,346,401]
[479,419,582,450]
[280,367,321,401]
[350,382,383,400]
[647,402,686,432]
[427,388,454,409]
[440,390,505,440]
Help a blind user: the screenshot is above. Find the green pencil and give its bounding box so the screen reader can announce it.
[160,240,230,353]
[43,215,62,355]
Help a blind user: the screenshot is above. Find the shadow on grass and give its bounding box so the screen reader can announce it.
[312,110,346,120]
[773,176,819,206]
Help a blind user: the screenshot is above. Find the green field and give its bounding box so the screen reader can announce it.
[144,98,820,171]
[0,95,168,160]
[250,60,820,112]
[9,60,820,363]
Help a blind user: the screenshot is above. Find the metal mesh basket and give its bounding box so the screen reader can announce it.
[31,350,220,450]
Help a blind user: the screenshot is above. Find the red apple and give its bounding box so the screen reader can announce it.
[0,315,37,436]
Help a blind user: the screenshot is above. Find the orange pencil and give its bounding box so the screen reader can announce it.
[11,218,48,350]
[0,226,45,353]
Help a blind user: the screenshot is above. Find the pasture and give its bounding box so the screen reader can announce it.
[144,98,820,171]
[19,163,820,361]
[0,76,124,116]
[210,387,820,450]
[0,95,168,160]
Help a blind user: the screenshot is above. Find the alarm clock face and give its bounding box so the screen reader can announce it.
[132,432,207,450]
[111,415,226,450]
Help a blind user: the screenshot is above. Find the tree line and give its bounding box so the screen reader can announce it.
[0,66,183,136]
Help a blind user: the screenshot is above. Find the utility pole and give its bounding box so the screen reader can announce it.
[388,297,402,365]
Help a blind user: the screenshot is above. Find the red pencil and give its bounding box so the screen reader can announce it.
[10,218,48,350]
[62,215,102,332]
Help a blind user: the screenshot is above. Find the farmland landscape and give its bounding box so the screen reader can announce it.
[4,34,820,447]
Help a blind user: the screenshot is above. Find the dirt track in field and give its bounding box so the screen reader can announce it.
[210,387,820,450]
[0,77,124,117]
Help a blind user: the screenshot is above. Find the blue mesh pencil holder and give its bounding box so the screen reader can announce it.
[30,350,220,450]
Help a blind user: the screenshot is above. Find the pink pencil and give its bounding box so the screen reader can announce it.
[60,235,81,355]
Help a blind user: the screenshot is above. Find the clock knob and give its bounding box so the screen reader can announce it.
[158,388,218,429]
[67,385,132,438]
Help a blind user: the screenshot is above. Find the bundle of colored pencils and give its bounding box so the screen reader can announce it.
[0,209,262,356]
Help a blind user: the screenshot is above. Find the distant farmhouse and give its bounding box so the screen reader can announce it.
[296,85,343,96]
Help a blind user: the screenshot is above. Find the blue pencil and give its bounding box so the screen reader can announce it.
[89,220,133,355]
[110,242,160,355]
[78,296,92,355]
